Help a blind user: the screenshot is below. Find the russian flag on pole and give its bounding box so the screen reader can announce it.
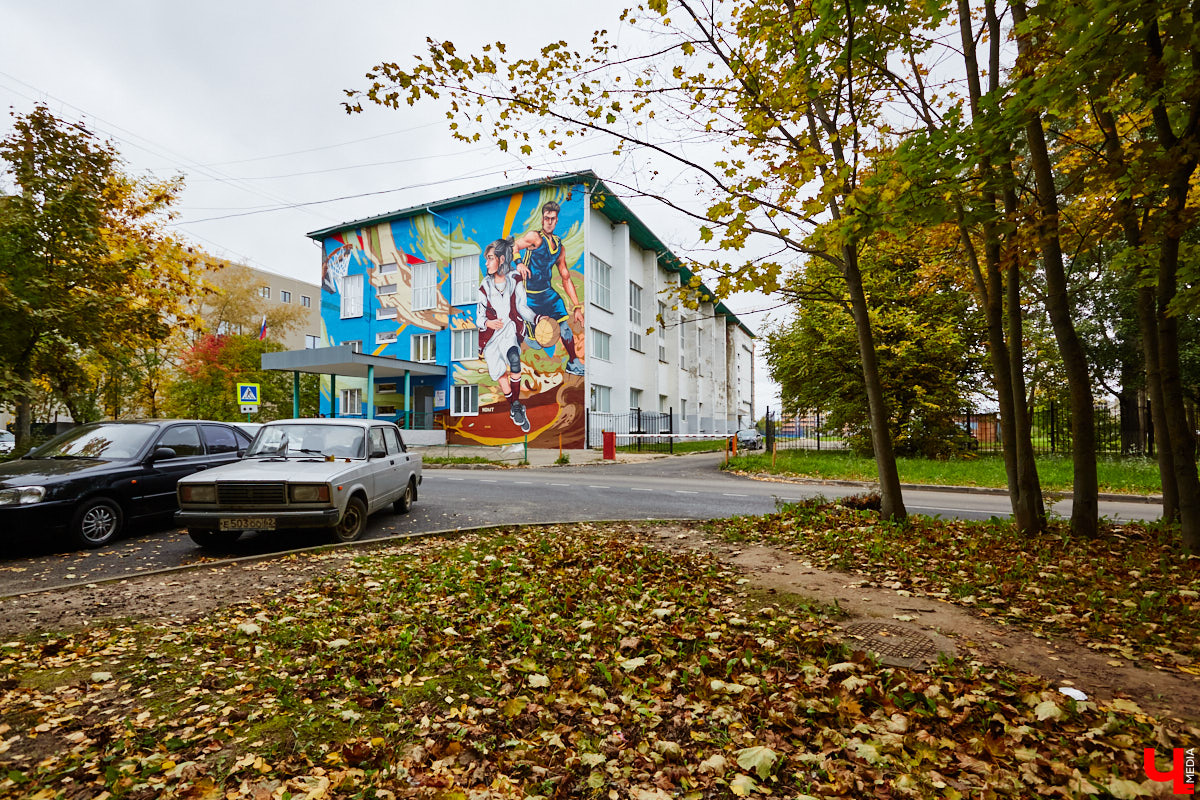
[257,316,268,340]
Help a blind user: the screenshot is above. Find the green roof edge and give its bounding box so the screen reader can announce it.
[306,170,754,338]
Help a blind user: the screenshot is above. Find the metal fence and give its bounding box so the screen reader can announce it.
[766,400,1158,457]
[586,408,676,452]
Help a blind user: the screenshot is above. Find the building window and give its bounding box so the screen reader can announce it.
[658,301,668,362]
[590,384,611,413]
[379,262,398,275]
[377,283,397,295]
[343,340,362,353]
[413,262,437,311]
[301,295,311,307]
[305,334,319,349]
[376,331,397,344]
[376,405,397,415]
[340,274,363,318]
[280,290,291,304]
[451,384,479,416]
[377,307,398,320]
[696,323,703,376]
[340,388,362,416]
[681,399,688,420]
[630,388,642,411]
[659,394,668,414]
[451,254,478,306]
[590,329,611,361]
[259,286,270,300]
[589,255,612,311]
[412,333,436,363]
[451,329,476,361]
[628,282,643,352]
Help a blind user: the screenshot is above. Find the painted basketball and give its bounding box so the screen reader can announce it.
[534,316,559,347]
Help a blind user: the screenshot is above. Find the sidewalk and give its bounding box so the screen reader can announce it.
[410,443,670,467]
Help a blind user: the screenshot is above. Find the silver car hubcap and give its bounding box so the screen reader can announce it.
[82,507,116,542]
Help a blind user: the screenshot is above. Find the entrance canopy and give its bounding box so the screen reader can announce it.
[261,344,446,420]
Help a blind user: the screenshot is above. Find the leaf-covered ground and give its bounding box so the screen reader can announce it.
[708,499,1200,673]
[0,524,1192,799]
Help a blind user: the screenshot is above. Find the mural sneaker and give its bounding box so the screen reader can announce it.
[510,402,531,432]
[565,358,585,376]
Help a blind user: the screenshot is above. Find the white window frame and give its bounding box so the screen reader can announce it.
[304,334,319,349]
[413,261,438,311]
[412,332,436,363]
[590,328,611,362]
[451,329,476,361]
[378,262,399,275]
[340,274,363,318]
[259,286,271,300]
[630,388,642,411]
[451,384,479,416]
[340,388,362,416]
[659,394,668,414]
[658,301,668,362]
[377,307,398,320]
[280,290,291,304]
[376,331,397,344]
[451,254,479,306]
[681,398,688,421]
[377,284,398,295]
[590,384,611,413]
[629,282,643,352]
[589,255,612,311]
[342,340,362,353]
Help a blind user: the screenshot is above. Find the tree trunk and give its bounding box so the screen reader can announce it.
[842,244,906,521]
[1014,0,1098,537]
[14,392,33,454]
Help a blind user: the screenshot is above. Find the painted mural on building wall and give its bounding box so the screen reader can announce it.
[319,184,587,447]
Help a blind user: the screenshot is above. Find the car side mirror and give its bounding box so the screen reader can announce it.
[370,447,387,459]
[150,446,177,462]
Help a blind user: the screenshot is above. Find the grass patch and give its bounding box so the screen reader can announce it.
[0,523,1189,798]
[708,500,1200,668]
[421,455,498,465]
[727,450,1164,494]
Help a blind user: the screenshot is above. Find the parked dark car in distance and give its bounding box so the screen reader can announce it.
[735,428,763,450]
[0,420,253,549]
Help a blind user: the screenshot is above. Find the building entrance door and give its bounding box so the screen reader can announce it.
[414,387,435,430]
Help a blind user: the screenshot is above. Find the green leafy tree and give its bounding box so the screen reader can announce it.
[766,237,982,458]
[0,105,202,451]
[164,334,319,422]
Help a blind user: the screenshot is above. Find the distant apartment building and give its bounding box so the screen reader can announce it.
[304,171,755,448]
[203,261,322,352]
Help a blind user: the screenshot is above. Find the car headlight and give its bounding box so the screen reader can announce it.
[289,484,330,503]
[180,484,216,503]
[0,486,46,505]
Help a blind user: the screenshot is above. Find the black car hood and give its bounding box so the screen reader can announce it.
[0,457,129,487]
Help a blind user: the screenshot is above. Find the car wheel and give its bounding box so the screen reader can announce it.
[188,529,243,549]
[332,496,368,543]
[71,497,123,549]
[393,480,415,514]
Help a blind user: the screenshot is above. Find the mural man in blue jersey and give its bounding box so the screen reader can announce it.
[514,201,586,376]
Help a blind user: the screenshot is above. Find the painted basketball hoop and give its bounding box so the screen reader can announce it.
[321,244,354,294]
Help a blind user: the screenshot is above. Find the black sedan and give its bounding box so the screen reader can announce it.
[0,420,253,549]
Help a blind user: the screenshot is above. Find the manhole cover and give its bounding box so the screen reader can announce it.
[840,621,951,669]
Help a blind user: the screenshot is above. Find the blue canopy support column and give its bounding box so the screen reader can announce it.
[404,371,412,429]
[292,371,300,419]
[367,365,375,420]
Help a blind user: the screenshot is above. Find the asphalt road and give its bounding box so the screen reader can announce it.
[0,453,1161,597]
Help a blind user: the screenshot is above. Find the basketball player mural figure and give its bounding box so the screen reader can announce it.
[478,238,539,432]
[513,201,586,375]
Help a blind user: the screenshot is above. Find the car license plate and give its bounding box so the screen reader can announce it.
[220,517,275,531]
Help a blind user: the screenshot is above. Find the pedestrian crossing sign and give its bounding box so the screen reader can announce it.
[236,383,260,405]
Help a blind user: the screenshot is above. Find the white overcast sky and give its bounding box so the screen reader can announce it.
[1,0,784,412]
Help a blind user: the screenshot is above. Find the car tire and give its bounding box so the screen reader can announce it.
[332,496,368,543]
[188,529,243,549]
[71,497,123,549]
[393,479,415,514]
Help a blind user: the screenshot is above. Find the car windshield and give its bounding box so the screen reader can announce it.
[246,424,366,459]
[0,432,13,443]
[31,423,156,460]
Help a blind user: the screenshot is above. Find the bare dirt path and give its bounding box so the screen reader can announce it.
[2,522,1194,724]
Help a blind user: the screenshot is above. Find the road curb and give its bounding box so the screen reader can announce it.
[738,473,1163,505]
[0,518,694,601]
